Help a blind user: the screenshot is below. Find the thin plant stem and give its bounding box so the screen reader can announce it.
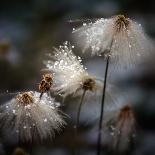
[97,55,110,155]
[39,92,43,99]
[73,90,86,155]
[76,90,86,130]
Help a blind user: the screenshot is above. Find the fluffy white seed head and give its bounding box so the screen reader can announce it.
[0,91,66,142]
[44,41,96,97]
[73,15,153,70]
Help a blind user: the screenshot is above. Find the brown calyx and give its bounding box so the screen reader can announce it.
[117,105,135,125]
[115,15,130,32]
[82,78,96,91]
[43,74,53,83]
[16,92,34,105]
[39,73,53,93]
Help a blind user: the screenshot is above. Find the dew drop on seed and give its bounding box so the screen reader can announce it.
[44,118,47,122]
[12,110,16,114]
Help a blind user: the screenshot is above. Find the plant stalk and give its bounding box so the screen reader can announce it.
[76,90,86,130]
[97,55,110,155]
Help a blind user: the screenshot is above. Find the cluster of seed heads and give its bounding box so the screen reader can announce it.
[0,14,153,153]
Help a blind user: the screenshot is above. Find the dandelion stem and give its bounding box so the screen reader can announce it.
[97,55,110,155]
[76,90,86,130]
[39,92,43,100]
[74,90,86,154]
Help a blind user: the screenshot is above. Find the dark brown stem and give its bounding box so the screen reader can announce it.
[39,92,43,100]
[97,55,110,155]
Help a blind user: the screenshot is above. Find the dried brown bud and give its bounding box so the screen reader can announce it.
[43,74,53,83]
[39,74,53,94]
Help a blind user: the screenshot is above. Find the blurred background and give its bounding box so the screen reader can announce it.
[0,0,155,155]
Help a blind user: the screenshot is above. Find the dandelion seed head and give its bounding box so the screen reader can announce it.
[0,91,66,142]
[73,15,153,70]
[44,42,96,96]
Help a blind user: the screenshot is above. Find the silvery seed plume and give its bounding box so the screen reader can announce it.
[73,15,153,70]
[0,91,66,142]
[44,41,96,97]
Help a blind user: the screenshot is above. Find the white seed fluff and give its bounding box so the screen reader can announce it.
[73,15,153,70]
[0,91,66,142]
[44,41,96,97]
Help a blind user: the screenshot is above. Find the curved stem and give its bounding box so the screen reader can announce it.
[97,55,110,155]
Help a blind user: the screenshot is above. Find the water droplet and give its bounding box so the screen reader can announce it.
[83,23,87,26]
[44,118,47,122]
[23,126,27,129]
[129,44,132,48]
[12,110,16,114]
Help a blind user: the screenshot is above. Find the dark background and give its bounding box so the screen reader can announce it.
[0,0,155,155]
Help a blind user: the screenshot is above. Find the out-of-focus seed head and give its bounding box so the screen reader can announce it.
[117,105,133,121]
[13,147,28,155]
[113,105,136,152]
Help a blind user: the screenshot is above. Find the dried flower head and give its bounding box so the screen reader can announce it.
[0,91,66,142]
[39,73,53,98]
[107,105,136,152]
[73,15,153,69]
[44,41,96,97]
